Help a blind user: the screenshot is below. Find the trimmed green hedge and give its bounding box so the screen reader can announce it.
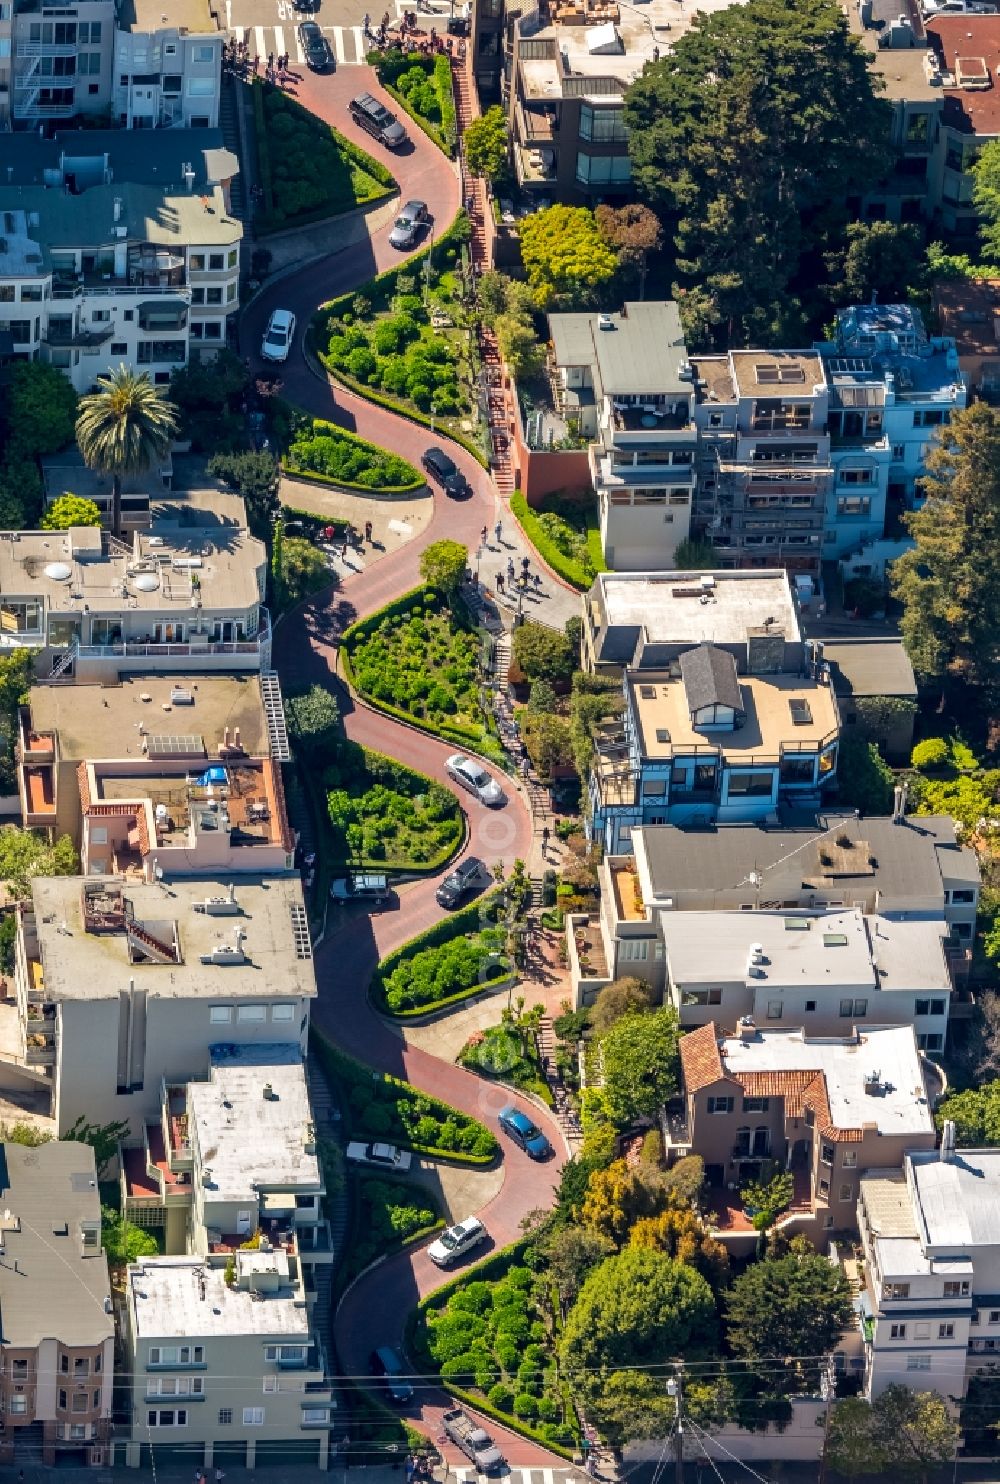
[327,744,464,875]
[371,887,509,1017]
[511,492,605,591]
[311,1030,499,1164]
[371,49,457,156]
[285,419,423,495]
[408,1242,578,1460]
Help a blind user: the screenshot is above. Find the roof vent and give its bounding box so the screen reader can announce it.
[597,312,615,331]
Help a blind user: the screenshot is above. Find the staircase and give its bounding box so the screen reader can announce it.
[126,918,176,964]
[529,875,545,909]
[480,326,516,495]
[493,630,511,687]
[220,74,250,231]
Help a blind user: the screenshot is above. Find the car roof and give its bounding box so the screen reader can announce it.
[454,1215,483,1232]
[269,309,293,328]
[300,19,321,31]
[427,446,456,470]
[402,199,426,214]
[500,1105,533,1129]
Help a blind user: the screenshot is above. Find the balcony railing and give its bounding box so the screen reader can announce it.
[52,281,193,301]
[17,39,78,56]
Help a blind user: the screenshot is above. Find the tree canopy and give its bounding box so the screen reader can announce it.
[287,685,341,756]
[40,494,103,531]
[623,0,891,342]
[725,1246,854,1384]
[518,205,619,310]
[935,1078,1000,1145]
[599,1007,681,1126]
[595,203,663,296]
[66,1116,131,1177]
[1,361,79,461]
[825,221,924,307]
[75,367,178,535]
[512,622,575,682]
[463,106,511,186]
[973,139,1000,265]
[419,539,468,594]
[0,827,77,899]
[891,404,1000,702]
[827,1386,959,1483]
[207,450,280,535]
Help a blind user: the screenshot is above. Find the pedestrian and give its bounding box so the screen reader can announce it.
[506,555,514,579]
[364,8,370,30]
[496,572,504,594]
[215,1469,226,1484]
[253,51,260,71]
[364,519,373,543]
[267,51,274,68]
[495,518,502,544]
[542,825,550,854]
[480,524,488,547]
[522,554,530,576]
[533,572,542,591]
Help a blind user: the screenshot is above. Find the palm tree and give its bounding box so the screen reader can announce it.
[75,365,179,537]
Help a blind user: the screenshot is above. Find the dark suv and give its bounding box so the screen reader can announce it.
[435,857,484,910]
[349,93,407,148]
[422,445,471,498]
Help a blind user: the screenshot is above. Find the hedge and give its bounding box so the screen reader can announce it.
[328,745,466,876]
[370,887,509,1017]
[310,1030,499,1164]
[510,493,599,591]
[285,418,423,495]
[407,1242,578,1461]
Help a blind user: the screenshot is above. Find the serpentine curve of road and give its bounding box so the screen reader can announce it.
[244,66,574,1466]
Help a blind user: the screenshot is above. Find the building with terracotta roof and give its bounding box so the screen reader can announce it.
[925,14,1000,233]
[675,1020,937,1251]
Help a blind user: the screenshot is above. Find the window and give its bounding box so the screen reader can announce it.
[74,1358,89,1377]
[890,1323,907,1340]
[620,940,649,962]
[148,1346,204,1366]
[228,249,238,269]
[819,1177,830,1197]
[805,999,817,1012]
[60,1355,69,1374]
[194,44,215,60]
[642,777,667,797]
[952,888,976,904]
[219,1408,233,1425]
[681,987,723,1007]
[263,1376,280,1394]
[944,1280,970,1297]
[839,1183,854,1202]
[243,1407,265,1426]
[271,1004,295,1021]
[8,1397,27,1415]
[707,1097,734,1115]
[836,496,872,517]
[991,1312,1000,1324]
[80,52,102,74]
[210,1006,232,1024]
[940,1323,956,1339]
[147,1409,189,1428]
[821,1144,834,1165]
[766,1000,783,1020]
[11,1359,28,1379]
[204,321,222,340]
[885,1282,910,1299]
[189,254,205,271]
[853,999,868,1017]
[918,1033,943,1052]
[839,998,854,1017]
[264,1344,308,1362]
[743,1097,770,1113]
[574,151,632,186]
[579,103,627,142]
[20,285,43,302]
[111,342,127,355]
[206,287,223,305]
[59,1390,67,1409]
[842,1151,858,1168]
[907,1355,931,1371]
[148,1377,204,1398]
[237,1005,266,1023]
[727,772,773,796]
[209,253,224,271]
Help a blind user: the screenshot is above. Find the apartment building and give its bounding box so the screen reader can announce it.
[0,0,115,130]
[122,1254,332,1468]
[546,303,697,570]
[121,1043,330,1266]
[0,130,241,391]
[8,872,315,1134]
[0,1141,114,1467]
[0,516,267,685]
[856,1135,1000,1401]
[114,0,224,130]
[568,809,979,1008]
[678,1021,937,1250]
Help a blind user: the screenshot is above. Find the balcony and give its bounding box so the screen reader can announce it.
[516,102,556,142]
[44,324,115,349]
[567,912,611,1009]
[514,141,557,187]
[610,402,692,434]
[17,39,78,56]
[52,279,193,301]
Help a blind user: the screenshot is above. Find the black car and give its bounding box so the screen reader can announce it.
[298,19,333,68]
[293,0,319,9]
[369,1346,413,1405]
[435,857,484,910]
[422,445,471,498]
[350,92,407,148]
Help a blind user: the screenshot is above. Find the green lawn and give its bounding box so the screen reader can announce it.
[252,82,395,232]
[325,744,462,871]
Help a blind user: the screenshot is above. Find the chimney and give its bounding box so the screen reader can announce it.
[892,780,908,824]
[233,727,241,749]
[228,882,236,903]
[941,1119,957,1163]
[113,196,122,223]
[223,726,230,748]
[739,1015,756,1044]
[183,163,196,193]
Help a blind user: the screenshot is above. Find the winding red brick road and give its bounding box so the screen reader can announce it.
[256,69,574,1467]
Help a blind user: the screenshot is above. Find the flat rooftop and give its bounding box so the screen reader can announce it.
[27,674,268,761]
[630,671,838,759]
[909,1148,1000,1251]
[129,1257,311,1340]
[118,0,217,31]
[0,525,264,614]
[720,1024,935,1139]
[595,570,800,646]
[663,908,876,990]
[189,1045,322,1204]
[91,756,291,852]
[869,914,951,992]
[729,351,826,399]
[690,356,737,404]
[848,1,939,103]
[29,874,314,1002]
[928,15,1000,134]
[820,638,917,701]
[0,1141,112,1349]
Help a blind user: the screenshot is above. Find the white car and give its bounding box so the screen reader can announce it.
[427,1215,487,1267]
[345,1140,412,1172]
[261,307,296,362]
[445,753,506,808]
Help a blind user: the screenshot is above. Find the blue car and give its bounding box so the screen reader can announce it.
[498,1104,553,1161]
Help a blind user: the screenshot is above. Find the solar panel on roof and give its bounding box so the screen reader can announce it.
[146,734,206,759]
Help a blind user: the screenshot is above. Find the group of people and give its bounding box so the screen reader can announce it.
[363,8,456,54]
[480,523,543,601]
[222,37,292,84]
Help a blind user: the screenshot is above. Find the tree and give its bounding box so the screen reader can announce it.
[0,361,78,460]
[827,1386,959,1483]
[281,537,332,606]
[892,404,1000,702]
[589,976,655,1035]
[286,685,340,755]
[496,313,545,379]
[561,1249,717,1401]
[599,1007,681,1127]
[852,695,917,754]
[40,494,103,531]
[512,622,575,682]
[207,450,280,535]
[740,1168,794,1251]
[520,710,573,784]
[580,1157,661,1243]
[826,221,924,306]
[527,677,557,714]
[935,1078,1000,1145]
[65,1116,131,1178]
[629,1192,729,1286]
[464,106,510,186]
[591,1371,675,1445]
[595,203,663,297]
[911,737,949,771]
[725,1247,853,1387]
[518,206,619,310]
[169,351,249,452]
[0,828,77,899]
[837,734,894,816]
[624,0,892,343]
[541,1224,616,1312]
[101,1206,159,1264]
[419,538,468,595]
[75,367,178,537]
[973,139,1000,265]
[674,537,717,570]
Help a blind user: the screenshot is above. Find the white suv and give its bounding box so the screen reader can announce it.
[427,1215,487,1267]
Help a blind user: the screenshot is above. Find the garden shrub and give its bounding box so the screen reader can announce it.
[912,737,949,771]
[325,744,462,871]
[285,420,421,494]
[511,492,604,590]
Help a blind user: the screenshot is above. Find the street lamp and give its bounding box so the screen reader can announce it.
[430,401,437,434]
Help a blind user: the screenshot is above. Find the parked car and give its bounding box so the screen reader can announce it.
[435,856,485,910]
[298,19,334,68]
[370,1346,414,1404]
[498,1105,553,1161]
[261,307,296,362]
[427,1215,487,1267]
[345,1141,412,1172]
[389,199,430,250]
[421,445,471,498]
[293,0,319,10]
[330,872,390,905]
[350,92,407,148]
[446,753,505,807]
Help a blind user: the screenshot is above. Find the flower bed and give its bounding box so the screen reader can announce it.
[510,492,605,591]
[252,81,395,233]
[409,1243,579,1456]
[311,1032,499,1163]
[326,745,463,872]
[285,419,423,495]
[371,49,457,156]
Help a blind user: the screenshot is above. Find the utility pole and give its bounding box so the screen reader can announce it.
[667,1367,684,1484]
[818,1355,836,1484]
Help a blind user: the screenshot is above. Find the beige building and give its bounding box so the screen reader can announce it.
[122,1254,332,1469]
[677,1020,938,1253]
[0,1141,114,1467]
[8,873,315,1135]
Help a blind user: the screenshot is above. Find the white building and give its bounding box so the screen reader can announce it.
[857,1137,1000,1402]
[0,130,240,391]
